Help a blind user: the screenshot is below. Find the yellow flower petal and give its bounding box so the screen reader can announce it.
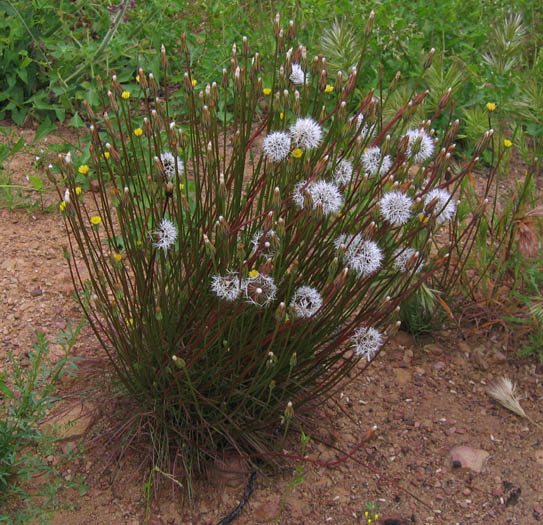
[191,79,197,87]
[78,165,89,175]
[104,151,110,159]
[75,187,82,195]
[503,139,512,148]
[134,128,143,137]
[486,102,497,112]
[113,253,122,262]
[59,201,67,212]
[249,269,259,278]
[292,148,303,158]
[263,88,272,96]
[324,84,334,94]
[121,91,131,100]
[90,215,102,226]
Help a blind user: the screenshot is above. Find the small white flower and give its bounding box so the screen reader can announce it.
[251,229,278,257]
[152,218,178,252]
[361,146,392,175]
[244,273,277,307]
[405,128,435,163]
[63,188,70,203]
[263,132,291,162]
[354,113,374,140]
[379,191,413,226]
[290,285,323,318]
[211,271,243,302]
[292,180,343,215]
[393,247,421,273]
[424,188,456,224]
[290,64,309,85]
[333,159,353,185]
[338,234,383,278]
[290,117,322,150]
[351,326,383,361]
[160,152,184,180]
[333,234,348,251]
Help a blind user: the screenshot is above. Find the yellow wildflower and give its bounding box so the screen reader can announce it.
[486,102,497,112]
[263,88,272,96]
[292,148,303,158]
[179,183,184,190]
[503,139,512,148]
[324,84,334,94]
[191,79,197,87]
[418,214,429,224]
[279,112,284,120]
[104,151,110,160]
[78,165,89,175]
[136,239,143,246]
[113,253,122,262]
[75,187,82,196]
[59,201,67,212]
[121,91,131,100]
[134,127,143,137]
[90,215,102,226]
[249,269,259,278]
[136,74,140,83]
[127,318,134,326]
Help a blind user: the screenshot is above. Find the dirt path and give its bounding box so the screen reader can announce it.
[1,125,542,524]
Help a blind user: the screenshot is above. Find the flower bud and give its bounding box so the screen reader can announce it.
[242,35,249,56]
[275,302,287,322]
[184,72,193,93]
[148,72,158,92]
[138,67,148,90]
[160,43,168,71]
[287,19,295,40]
[203,234,216,257]
[365,10,375,37]
[423,47,435,70]
[107,90,118,112]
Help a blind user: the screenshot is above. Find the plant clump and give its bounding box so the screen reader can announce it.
[50,12,485,489]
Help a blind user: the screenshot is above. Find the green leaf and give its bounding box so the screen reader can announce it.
[33,118,56,144]
[10,137,25,155]
[0,373,14,399]
[28,175,44,191]
[69,112,86,129]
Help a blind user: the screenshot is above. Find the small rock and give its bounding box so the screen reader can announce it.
[492,486,504,497]
[434,361,446,370]
[449,445,489,473]
[491,349,507,363]
[447,427,456,435]
[535,450,543,465]
[252,502,279,521]
[457,341,471,355]
[393,368,412,385]
[463,488,471,496]
[423,344,443,354]
[30,287,43,297]
[393,331,413,347]
[472,347,489,370]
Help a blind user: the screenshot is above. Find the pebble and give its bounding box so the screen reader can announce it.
[492,487,504,497]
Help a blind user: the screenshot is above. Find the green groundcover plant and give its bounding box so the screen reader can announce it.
[50,13,486,490]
